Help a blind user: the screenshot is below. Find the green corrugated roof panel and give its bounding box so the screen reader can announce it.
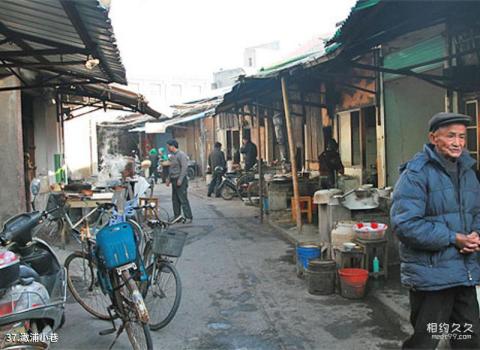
[383,35,445,80]
[255,50,322,78]
[352,0,381,12]
[328,0,382,43]
[325,42,342,54]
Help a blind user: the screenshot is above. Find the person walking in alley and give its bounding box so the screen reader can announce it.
[165,139,193,223]
[390,112,480,349]
[240,136,257,171]
[207,142,226,197]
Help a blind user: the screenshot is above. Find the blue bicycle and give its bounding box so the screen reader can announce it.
[65,202,152,350]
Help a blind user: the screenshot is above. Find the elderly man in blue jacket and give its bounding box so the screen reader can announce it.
[391,112,480,349]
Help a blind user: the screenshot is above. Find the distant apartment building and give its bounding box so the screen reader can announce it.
[243,41,281,72]
[212,68,246,90]
[128,75,211,112]
[211,41,282,91]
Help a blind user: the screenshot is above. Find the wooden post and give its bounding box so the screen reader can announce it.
[281,77,302,233]
[257,104,264,222]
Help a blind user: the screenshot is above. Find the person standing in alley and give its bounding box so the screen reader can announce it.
[148,148,159,184]
[318,138,344,188]
[240,136,257,171]
[207,142,226,197]
[158,147,169,183]
[166,139,193,223]
[390,112,480,349]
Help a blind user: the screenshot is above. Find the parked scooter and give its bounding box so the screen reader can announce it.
[0,180,66,349]
[216,168,246,201]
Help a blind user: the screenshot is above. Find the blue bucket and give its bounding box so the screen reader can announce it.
[296,244,321,270]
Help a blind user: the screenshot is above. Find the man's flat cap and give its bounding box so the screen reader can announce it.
[428,112,471,132]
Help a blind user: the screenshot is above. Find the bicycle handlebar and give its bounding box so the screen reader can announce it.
[96,202,117,211]
[132,202,156,211]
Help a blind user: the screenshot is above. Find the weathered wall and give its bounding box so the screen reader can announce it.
[33,98,61,182]
[385,73,445,186]
[0,76,25,226]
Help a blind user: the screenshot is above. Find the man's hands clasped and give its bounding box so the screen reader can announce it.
[455,231,480,254]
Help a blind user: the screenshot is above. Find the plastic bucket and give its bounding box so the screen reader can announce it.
[306,260,336,295]
[338,268,369,299]
[296,244,320,278]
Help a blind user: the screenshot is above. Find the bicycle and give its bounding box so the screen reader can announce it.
[34,190,147,248]
[64,200,148,316]
[138,206,186,330]
[65,203,152,350]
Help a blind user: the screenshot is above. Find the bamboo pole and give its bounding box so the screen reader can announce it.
[257,104,264,222]
[281,77,302,233]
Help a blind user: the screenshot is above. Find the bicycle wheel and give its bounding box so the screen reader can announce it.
[187,167,195,180]
[236,173,254,197]
[113,272,153,350]
[142,261,182,330]
[65,251,111,320]
[220,184,235,200]
[32,217,64,245]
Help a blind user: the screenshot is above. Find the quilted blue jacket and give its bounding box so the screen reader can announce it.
[390,144,480,291]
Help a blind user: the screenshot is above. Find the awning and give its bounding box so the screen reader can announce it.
[217,49,333,113]
[142,108,216,134]
[60,83,166,119]
[0,0,127,91]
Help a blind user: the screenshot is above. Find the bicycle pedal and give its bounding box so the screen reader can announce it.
[99,328,116,336]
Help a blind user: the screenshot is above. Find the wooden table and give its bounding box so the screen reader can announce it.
[63,193,114,246]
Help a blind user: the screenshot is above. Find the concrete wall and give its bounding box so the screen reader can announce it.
[385,73,445,186]
[64,114,96,179]
[0,76,25,225]
[33,98,61,183]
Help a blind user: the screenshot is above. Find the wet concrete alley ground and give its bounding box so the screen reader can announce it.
[54,180,409,350]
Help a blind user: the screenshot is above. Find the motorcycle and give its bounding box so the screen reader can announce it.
[187,160,197,180]
[215,168,249,201]
[0,180,66,349]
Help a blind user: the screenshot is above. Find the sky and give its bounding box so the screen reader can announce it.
[109,0,357,81]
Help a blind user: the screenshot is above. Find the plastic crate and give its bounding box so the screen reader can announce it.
[152,229,187,257]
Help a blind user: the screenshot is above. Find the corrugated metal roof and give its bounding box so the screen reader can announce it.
[142,108,216,134]
[254,50,323,78]
[0,0,126,84]
[61,83,166,119]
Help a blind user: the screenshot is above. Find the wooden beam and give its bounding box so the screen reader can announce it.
[0,48,88,58]
[0,60,85,68]
[0,79,96,92]
[257,104,264,222]
[281,77,302,233]
[350,61,453,90]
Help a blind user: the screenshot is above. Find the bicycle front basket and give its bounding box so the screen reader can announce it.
[152,228,187,257]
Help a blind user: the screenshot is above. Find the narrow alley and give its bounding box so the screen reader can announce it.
[55,181,408,350]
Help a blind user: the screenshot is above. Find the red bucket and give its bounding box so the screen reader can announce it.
[338,268,369,299]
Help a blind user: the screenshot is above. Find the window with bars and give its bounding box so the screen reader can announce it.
[465,100,478,165]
